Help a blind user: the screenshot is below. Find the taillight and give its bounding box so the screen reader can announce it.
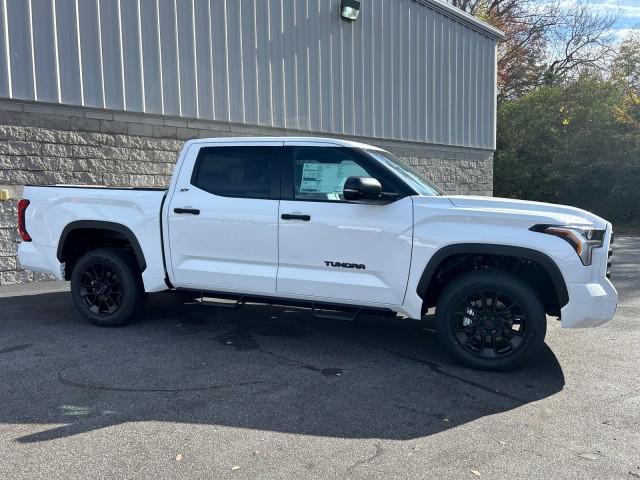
[17,199,31,242]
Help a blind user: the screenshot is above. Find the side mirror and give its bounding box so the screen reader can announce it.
[343,176,382,201]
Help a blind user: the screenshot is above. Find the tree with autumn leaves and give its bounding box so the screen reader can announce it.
[452,1,639,224]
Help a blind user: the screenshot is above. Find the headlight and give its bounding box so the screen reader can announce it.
[530,224,605,265]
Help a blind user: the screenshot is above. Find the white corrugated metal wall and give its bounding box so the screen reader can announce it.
[0,0,499,149]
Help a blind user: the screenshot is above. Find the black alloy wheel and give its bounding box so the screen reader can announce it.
[436,270,546,371]
[71,248,144,327]
[453,290,527,358]
[78,262,124,316]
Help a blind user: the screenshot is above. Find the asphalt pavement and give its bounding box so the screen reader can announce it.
[0,237,639,479]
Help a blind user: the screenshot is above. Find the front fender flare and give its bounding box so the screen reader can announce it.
[416,243,569,307]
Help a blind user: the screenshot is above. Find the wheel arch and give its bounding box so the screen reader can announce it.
[57,221,147,276]
[417,243,569,314]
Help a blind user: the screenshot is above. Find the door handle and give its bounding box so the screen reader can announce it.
[281,213,310,221]
[174,207,200,215]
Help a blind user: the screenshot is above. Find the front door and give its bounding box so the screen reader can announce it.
[277,144,414,306]
[167,142,281,295]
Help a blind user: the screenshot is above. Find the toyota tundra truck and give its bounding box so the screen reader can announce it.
[17,137,617,370]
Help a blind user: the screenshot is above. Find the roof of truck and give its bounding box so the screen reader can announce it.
[184,137,385,151]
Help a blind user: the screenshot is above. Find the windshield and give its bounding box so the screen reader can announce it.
[366,150,444,196]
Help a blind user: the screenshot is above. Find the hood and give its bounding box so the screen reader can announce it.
[443,195,607,229]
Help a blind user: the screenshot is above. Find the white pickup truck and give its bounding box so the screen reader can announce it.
[17,137,617,370]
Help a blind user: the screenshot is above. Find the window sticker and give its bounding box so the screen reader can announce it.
[299,161,368,194]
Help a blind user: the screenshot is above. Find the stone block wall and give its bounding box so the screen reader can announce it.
[0,100,493,285]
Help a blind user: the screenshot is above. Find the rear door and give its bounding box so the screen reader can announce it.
[166,141,281,294]
[277,143,414,306]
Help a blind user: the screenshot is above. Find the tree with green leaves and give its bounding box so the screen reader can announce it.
[451,1,639,224]
[495,71,640,223]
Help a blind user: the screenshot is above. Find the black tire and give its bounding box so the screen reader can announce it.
[436,269,546,371]
[71,248,145,327]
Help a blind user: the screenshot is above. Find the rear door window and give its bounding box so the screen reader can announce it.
[191,146,278,199]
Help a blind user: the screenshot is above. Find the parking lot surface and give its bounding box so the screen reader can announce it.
[0,237,639,479]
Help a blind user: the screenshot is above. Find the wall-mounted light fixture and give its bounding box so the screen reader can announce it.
[340,0,360,21]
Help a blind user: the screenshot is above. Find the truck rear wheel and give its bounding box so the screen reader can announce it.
[71,248,144,327]
[435,270,546,371]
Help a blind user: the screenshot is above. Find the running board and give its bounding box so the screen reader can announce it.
[179,288,394,320]
[196,294,245,310]
[312,304,362,322]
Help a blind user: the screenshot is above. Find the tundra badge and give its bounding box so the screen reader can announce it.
[324,261,366,270]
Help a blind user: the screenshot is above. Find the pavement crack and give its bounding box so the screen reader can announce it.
[394,404,446,420]
[256,346,343,377]
[57,371,274,393]
[354,339,527,403]
[0,343,32,354]
[347,443,385,472]
[526,431,606,461]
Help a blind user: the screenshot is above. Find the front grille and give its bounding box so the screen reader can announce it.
[606,232,613,278]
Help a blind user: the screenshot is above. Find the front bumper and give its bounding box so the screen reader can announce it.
[560,278,618,328]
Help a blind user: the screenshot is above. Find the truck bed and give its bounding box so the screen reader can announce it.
[25,184,167,191]
[18,185,168,292]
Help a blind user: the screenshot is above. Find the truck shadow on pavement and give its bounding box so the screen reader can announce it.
[0,290,565,443]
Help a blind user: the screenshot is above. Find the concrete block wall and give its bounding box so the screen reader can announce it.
[0,100,493,285]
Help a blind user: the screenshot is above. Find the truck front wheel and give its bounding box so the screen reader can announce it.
[435,270,546,371]
[71,248,145,327]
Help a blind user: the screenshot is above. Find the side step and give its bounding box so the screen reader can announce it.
[312,304,362,322]
[196,294,245,310]
[184,289,388,322]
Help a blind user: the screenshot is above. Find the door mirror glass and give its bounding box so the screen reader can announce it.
[343,176,382,201]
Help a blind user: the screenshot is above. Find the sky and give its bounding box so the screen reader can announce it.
[590,0,640,39]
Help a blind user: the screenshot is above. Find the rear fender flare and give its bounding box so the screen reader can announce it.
[57,220,146,271]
